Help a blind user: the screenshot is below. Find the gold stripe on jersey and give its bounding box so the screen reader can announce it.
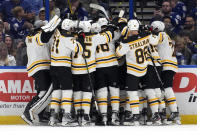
[96,59,117,65]
[116,45,123,57]
[128,35,150,45]
[96,54,117,65]
[121,26,128,36]
[72,60,96,71]
[161,59,178,69]
[35,33,44,46]
[161,59,177,65]
[103,31,112,43]
[27,60,50,73]
[159,33,164,43]
[127,66,147,74]
[51,55,71,64]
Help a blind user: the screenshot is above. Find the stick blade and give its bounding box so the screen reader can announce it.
[90,3,109,20]
[119,10,125,17]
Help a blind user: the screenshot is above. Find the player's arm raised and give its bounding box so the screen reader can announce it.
[116,42,130,57]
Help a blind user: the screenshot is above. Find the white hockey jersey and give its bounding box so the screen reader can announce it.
[156,32,178,72]
[71,31,113,74]
[147,44,162,67]
[95,31,120,68]
[26,31,51,77]
[116,34,159,77]
[51,30,83,67]
[116,35,149,77]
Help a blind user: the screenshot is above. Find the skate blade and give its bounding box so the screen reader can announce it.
[133,121,140,126]
[48,121,57,126]
[111,122,120,126]
[21,115,33,125]
[146,121,153,126]
[152,121,162,126]
[123,122,134,126]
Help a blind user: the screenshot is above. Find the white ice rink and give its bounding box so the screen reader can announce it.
[0,125,197,131]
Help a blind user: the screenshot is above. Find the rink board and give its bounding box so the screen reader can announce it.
[0,66,197,125]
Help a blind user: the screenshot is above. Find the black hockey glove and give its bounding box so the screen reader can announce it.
[77,31,86,50]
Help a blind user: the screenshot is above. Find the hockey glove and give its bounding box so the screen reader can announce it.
[41,15,61,32]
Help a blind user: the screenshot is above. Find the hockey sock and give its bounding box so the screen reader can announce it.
[82,92,92,114]
[120,90,126,109]
[155,88,166,112]
[145,89,159,114]
[61,90,73,113]
[127,91,140,114]
[50,89,62,113]
[109,86,120,112]
[141,90,147,108]
[96,87,108,114]
[138,90,145,112]
[73,91,82,114]
[164,87,178,112]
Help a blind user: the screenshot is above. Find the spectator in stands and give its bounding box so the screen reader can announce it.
[50,0,60,19]
[15,39,27,66]
[24,0,43,16]
[190,1,197,23]
[0,32,3,43]
[179,31,197,65]
[183,16,197,43]
[0,0,34,22]
[0,43,16,66]
[152,0,183,33]
[9,6,33,40]
[4,34,16,57]
[163,16,176,38]
[61,0,88,20]
[170,0,187,25]
[35,7,46,21]
[175,36,192,65]
[55,0,67,11]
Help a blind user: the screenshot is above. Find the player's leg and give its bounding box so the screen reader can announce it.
[153,66,167,124]
[73,74,83,125]
[143,66,161,125]
[49,66,62,126]
[22,70,52,125]
[95,68,108,125]
[81,73,94,126]
[107,66,120,125]
[57,67,78,126]
[124,74,141,126]
[162,70,180,124]
[118,64,128,125]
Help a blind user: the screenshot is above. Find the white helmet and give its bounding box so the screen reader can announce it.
[61,19,74,31]
[34,20,48,29]
[98,18,108,27]
[128,19,140,31]
[79,21,91,32]
[151,21,165,32]
[91,23,101,33]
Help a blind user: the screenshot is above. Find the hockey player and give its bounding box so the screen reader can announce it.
[48,19,83,126]
[116,19,161,126]
[21,16,61,125]
[150,21,181,125]
[92,18,121,125]
[72,20,115,126]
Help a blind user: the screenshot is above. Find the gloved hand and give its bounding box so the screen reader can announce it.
[77,31,86,50]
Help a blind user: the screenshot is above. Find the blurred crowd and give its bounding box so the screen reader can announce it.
[0,0,197,66]
[152,0,197,65]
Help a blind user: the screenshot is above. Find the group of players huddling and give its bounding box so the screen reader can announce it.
[20,13,181,127]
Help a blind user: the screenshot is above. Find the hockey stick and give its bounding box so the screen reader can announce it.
[90,3,110,20]
[76,20,98,111]
[119,10,125,18]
